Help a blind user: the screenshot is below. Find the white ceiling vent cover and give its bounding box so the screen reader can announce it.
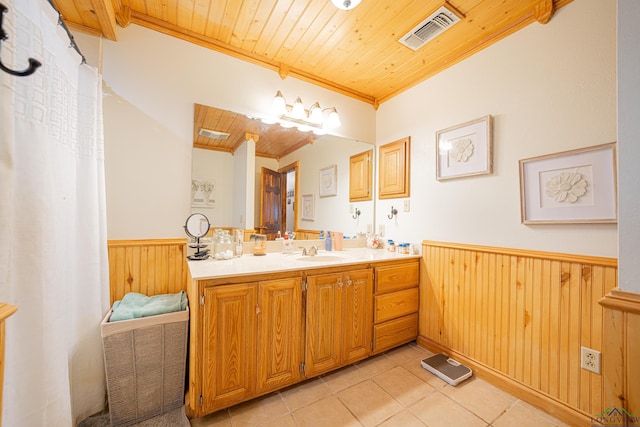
[199,128,230,139]
[399,4,462,51]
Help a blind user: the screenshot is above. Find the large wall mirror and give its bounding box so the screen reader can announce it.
[191,103,375,240]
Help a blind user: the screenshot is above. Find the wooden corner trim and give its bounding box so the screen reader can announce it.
[598,288,640,315]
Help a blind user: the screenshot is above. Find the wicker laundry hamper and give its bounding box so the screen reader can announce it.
[101,307,189,427]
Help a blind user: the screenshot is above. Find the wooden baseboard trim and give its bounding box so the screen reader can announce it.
[416,335,592,427]
[599,288,640,315]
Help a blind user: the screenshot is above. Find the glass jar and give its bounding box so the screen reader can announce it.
[213,230,234,259]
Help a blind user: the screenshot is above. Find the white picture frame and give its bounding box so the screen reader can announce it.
[436,115,493,180]
[519,142,617,224]
[191,178,216,208]
[319,164,337,197]
[301,194,315,221]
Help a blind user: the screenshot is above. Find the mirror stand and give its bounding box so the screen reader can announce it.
[184,213,211,260]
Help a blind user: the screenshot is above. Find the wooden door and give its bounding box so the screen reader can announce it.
[256,278,303,394]
[202,283,257,412]
[342,269,373,364]
[379,137,410,199]
[260,167,282,239]
[349,149,372,201]
[305,272,342,378]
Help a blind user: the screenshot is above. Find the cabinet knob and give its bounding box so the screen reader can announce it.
[337,279,343,288]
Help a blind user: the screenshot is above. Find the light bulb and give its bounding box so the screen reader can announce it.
[291,97,305,119]
[331,0,362,10]
[272,91,287,116]
[326,108,341,128]
[309,102,323,123]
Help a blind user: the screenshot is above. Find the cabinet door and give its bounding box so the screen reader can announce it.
[342,269,373,364]
[202,283,257,412]
[379,137,410,199]
[349,149,372,201]
[256,278,303,394]
[305,272,342,378]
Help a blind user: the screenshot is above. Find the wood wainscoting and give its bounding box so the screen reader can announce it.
[108,239,188,305]
[418,240,637,426]
[598,289,640,423]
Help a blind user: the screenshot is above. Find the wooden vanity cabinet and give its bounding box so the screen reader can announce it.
[304,268,373,378]
[372,260,419,354]
[256,278,303,394]
[188,259,417,418]
[197,276,302,415]
[202,282,257,412]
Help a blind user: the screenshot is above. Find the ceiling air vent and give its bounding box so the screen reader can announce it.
[398,4,463,51]
[199,128,230,139]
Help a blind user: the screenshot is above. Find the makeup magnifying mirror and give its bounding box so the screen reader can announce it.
[184,213,211,260]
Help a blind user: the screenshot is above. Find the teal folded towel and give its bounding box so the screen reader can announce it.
[109,291,187,322]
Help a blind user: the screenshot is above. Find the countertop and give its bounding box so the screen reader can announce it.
[188,247,420,280]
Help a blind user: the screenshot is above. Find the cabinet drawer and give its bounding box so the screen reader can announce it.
[372,313,418,354]
[374,288,418,323]
[375,262,419,293]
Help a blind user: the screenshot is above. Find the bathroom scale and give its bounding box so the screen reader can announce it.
[421,353,472,386]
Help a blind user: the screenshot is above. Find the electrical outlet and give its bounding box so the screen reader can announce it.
[403,200,410,212]
[581,346,601,374]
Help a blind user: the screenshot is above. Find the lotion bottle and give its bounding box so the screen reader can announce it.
[325,230,332,251]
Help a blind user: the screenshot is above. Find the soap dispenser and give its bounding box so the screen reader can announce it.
[325,230,332,251]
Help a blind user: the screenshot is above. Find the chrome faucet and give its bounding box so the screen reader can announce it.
[300,246,318,256]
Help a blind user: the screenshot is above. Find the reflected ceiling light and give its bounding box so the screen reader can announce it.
[331,0,362,10]
[270,91,342,131]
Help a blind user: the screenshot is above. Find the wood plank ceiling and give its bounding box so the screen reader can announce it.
[53,0,571,158]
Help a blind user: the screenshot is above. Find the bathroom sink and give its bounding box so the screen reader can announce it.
[296,255,346,262]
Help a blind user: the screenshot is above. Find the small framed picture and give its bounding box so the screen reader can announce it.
[319,165,337,197]
[301,194,315,221]
[436,115,493,180]
[519,142,617,224]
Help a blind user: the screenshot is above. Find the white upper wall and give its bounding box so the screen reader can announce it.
[375,0,618,257]
[99,25,375,239]
[91,0,620,260]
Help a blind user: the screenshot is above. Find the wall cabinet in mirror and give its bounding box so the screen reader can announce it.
[349,149,372,202]
[378,137,410,199]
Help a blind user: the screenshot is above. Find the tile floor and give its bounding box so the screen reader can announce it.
[189,343,570,427]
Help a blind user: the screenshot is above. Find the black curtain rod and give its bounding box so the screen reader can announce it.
[45,0,86,64]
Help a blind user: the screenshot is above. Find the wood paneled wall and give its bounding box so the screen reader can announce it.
[418,241,636,426]
[107,239,188,305]
[599,290,640,423]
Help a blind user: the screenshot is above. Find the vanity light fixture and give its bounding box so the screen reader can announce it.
[270,91,341,132]
[331,0,362,11]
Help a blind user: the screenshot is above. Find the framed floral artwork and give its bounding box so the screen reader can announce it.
[519,142,617,224]
[301,194,315,221]
[191,178,216,208]
[319,165,337,197]
[436,115,493,180]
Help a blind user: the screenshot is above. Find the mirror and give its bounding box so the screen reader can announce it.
[184,213,211,260]
[191,104,375,239]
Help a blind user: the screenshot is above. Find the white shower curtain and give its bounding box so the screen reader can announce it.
[0,0,109,425]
